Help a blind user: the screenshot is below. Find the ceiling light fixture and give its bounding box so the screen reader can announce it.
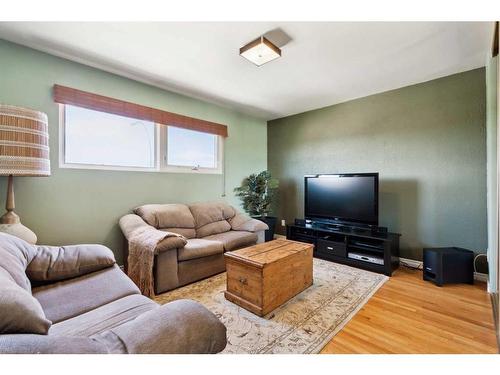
[239,36,281,67]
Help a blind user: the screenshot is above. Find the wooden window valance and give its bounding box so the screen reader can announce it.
[53,84,228,137]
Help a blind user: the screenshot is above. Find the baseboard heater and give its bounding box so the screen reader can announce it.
[348,252,384,265]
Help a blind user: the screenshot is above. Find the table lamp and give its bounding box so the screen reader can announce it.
[0,104,50,244]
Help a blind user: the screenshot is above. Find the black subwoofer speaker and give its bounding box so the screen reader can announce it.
[423,247,474,286]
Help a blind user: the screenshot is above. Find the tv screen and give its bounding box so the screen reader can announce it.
[304,173,378,226]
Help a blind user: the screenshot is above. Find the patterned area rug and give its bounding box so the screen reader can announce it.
[155,258,387,354]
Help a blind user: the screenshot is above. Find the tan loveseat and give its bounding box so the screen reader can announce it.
[0,233,227,354]
[119,202,268,294]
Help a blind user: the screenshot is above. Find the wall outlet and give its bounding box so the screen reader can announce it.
[281,219,286,227]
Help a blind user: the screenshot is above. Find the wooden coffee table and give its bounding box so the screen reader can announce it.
[224,239,313,316]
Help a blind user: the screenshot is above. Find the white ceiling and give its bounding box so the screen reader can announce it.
[0,22,494,120]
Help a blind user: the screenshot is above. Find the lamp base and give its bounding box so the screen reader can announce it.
[0,174,38,244]
[0,223,37,244]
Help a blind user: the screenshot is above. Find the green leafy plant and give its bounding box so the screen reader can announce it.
[234,171,279,217]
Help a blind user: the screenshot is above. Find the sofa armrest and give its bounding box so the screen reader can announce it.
[229,213,268,232]
[26,244,116,282]
[119,214,186,254]
[98,299,227,354]
[0,334,109,354]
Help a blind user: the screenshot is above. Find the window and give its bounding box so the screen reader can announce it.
[60,104,223,173]
[63,105,156,169]
[166,127,218,169]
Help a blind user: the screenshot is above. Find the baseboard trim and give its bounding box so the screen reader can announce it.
[490,293,499,353]
[475,272,489,283]
[399,257,422,269]
[398,257,488,283]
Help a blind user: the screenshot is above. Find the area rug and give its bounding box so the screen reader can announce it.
[155,258,387,354]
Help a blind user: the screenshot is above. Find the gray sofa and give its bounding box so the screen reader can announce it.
[0,232,227,354]
[119,201,268,294]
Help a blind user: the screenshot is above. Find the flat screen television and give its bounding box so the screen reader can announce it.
[304,173,379,226]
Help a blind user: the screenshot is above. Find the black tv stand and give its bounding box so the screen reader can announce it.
[286,222,400,276]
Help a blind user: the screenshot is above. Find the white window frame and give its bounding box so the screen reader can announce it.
[58,104,223,174]
[159,125,223,175]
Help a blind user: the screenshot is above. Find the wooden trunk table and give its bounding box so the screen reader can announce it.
[224,239,313,316]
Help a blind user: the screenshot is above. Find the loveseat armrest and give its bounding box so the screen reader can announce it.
[27,244,116,282]
[229,213,268,232]
[0,334,109,354]
[119,214,187,254]
[119,213,152,241]
[97,299,227,354]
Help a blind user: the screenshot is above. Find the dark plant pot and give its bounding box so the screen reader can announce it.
[254,216,277,242]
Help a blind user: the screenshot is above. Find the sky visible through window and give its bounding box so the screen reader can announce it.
[167,126,217,168]
[64,105,155,168]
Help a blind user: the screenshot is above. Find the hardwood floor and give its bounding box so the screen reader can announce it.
[320,267,499,354]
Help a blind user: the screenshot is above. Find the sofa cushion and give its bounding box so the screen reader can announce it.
[135,204,195,229]
[50,294,157,338]
[33,265,140,323]
[0,233,37,292]
[0,273,51,335]
[203,231,258,252]
[159,227,196,239]
[178,239,224,262]
[189,202,236,229]
[196,220,231,238]
[27,244,116,282]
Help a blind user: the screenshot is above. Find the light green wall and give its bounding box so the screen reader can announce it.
[268,68,487,262]
[486,56,498,291]
[0,39,267,264]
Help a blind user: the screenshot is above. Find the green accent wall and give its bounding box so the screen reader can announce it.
[268,69,487,261]
[0,39,267,264]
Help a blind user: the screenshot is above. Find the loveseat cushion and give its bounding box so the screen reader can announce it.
[203,231,258,252]
[178,239,224,262]
[135,204,195,229]
[27,244,116,282]
[189,202,236,228]
[195,220,231,238]
[33,265,140,323]
[160,227,196,239]
[50,294,157,338]
[0,232,36,292]
[189,201,236,238]
[0,273,51,335]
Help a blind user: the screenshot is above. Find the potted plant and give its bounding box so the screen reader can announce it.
[234,171,279,242]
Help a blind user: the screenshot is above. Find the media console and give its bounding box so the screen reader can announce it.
[286,222,401,276]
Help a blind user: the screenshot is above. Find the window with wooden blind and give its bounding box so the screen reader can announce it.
[56,85,225,174]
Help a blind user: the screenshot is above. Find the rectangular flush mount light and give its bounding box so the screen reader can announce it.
[239,36,281,66]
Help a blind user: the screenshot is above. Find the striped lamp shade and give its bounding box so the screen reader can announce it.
[0,104,50,176]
